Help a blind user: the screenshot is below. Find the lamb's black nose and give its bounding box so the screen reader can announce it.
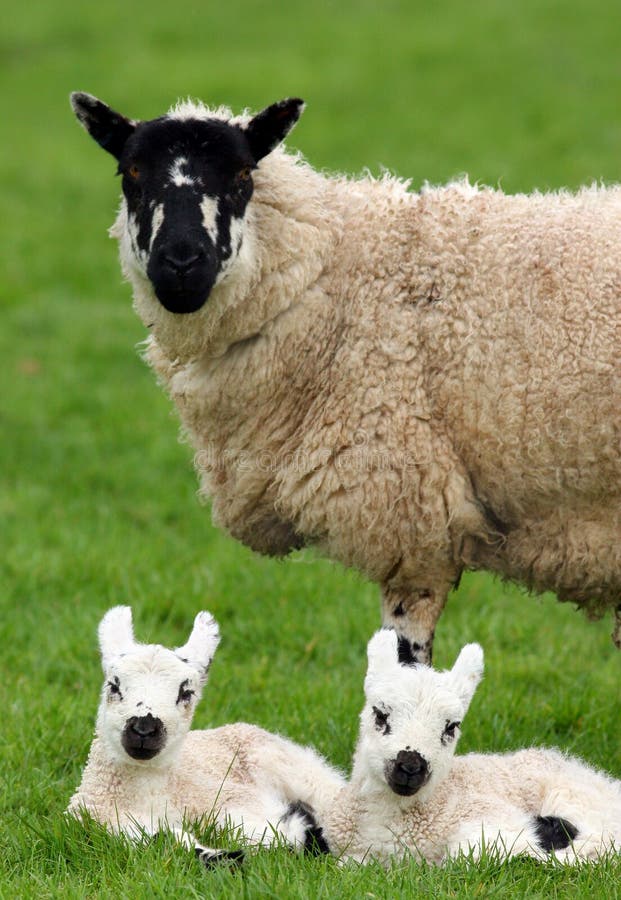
[122,714,166,759]
[128,713,162,737]
[395,749,428,777]
[386,750,430,796]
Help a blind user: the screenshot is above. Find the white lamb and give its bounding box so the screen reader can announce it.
[67,606,344,866]
[316,629,621,864]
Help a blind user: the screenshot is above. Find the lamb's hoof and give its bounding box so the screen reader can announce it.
[304,823,330,856]
[534,815,578,852]
[281,800,331,855]
[195,847,245,869]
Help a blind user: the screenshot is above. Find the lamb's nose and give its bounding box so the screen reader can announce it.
[127,713,162,737]
[395,749,428,778]
[387,749,430,795]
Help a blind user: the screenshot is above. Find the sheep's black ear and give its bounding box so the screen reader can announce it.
[70,92,136,161]
[244,98,305,162]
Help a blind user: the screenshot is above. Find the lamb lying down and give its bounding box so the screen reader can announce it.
[67,606,344,867]
[318,630,621,864]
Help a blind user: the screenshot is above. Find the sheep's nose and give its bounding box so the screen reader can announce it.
[395,750,428,778]
[160,246,204,276]
[386,750,430,796]
[122,713,166,760]
[127,713,162,737]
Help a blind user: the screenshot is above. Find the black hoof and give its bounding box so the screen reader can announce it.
[282,800,330,855]
[304,823,330,856]
[196,847,245,869]
[534,815,578,852]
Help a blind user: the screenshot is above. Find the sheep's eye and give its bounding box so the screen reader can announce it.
[177,679,195,705]
[372,705,391,735]
[236,166,253,182]
[107,677,122,699]
[128,164,140,180]
[442,720,461,744]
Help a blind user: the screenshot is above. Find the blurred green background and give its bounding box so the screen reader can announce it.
[2,1,621,896]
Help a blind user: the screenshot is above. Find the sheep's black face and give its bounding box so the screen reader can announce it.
[384,749,430,796]
[122,713,167,760]
[71,93,305,315]
[118,118,256,314]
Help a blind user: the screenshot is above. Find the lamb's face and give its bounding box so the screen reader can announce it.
[356,630,483,803]
[70,93,304,315]
[96,607,220,769]
[97,646,202,766]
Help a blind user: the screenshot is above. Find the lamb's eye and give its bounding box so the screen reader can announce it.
[177,679,195,705]
[128,164,140,180]
[236,166,252,182]
[372,705,391,735]
[107,678,122,700]
[442,720,461,743]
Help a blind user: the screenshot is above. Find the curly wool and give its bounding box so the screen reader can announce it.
[120,111,621,626]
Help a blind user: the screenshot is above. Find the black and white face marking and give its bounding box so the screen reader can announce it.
[372,704,392,735]
[71,93,305,314]
[441,720,461,746]
[176,678,195,706]
[107,675,123,700]
[118,117,257,314]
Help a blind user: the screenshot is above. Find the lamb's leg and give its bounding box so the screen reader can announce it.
[167,826,244,869]
[224,797,329,855]
[277,800,330,855]
[444,814,548,862]
[381,583,450,665]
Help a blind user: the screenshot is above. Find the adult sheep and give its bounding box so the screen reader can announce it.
[70,92,621,663]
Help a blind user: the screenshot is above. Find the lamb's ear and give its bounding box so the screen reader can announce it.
[244,98,305,162]
[70,92,136,161]
[366,628,400,677]
[98,606,135,668]
[449,643,484,709]
[175,611,220,679]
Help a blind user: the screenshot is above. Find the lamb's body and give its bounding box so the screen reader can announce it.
[68,607,344,864]
[321,747,621,864]
[72,95,621,661]
[69,722,342,848]
[319,630,621,865]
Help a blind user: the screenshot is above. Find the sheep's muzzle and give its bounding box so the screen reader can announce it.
[122,714,167,760]
[384,750,430,796]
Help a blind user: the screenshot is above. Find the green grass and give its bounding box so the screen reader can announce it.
[2,0,621,896]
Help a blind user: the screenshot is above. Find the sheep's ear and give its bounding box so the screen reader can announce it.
[366,628,400,677]
[70,92,136,161]
[449,643,484,709]
[175,611,220,679]
[98,606,135,667]
[244,98,305,162]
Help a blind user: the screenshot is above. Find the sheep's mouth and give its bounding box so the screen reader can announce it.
[387,774,431,797]
[124,745,162,761]
[153,282,211,314]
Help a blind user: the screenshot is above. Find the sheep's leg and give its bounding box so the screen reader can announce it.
[169,826,244,869]
[277,800,330,855]
[381,584,449,665]
[223,798,329,855]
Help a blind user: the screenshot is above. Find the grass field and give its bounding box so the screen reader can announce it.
[2,0,621,896]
